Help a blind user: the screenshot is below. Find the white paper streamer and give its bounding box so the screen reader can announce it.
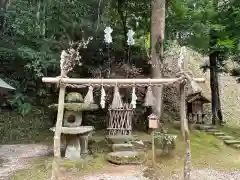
[144,86,155,107]
[131,86,137,108]
[127,29,135,46]
[84,86,94,104]
[104,26,113,44]
[100,86,106,109]
[111,86,123,109]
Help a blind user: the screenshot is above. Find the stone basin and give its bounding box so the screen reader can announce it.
[50,126,94,134]
[50,126,94,160]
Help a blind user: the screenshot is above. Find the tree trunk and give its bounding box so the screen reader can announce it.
[209,51,218,125]
[209,28,223,125]
[117,0,128,46]
[151,0,166,119]
[209,0,223,126]
[216,73,223,123]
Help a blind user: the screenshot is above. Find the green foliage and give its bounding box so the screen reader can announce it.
[0,107,52,143]
[1,0,240,118]
[154,131,177,151]
[7,93,32,116]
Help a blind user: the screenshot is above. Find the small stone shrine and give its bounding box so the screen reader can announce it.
[186,92,210,124]
[49,92,98,160]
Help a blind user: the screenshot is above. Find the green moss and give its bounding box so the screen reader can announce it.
[10,125,240,180]
[12,153,108,180]
[219,125,240,139]
[65,92,83,103]
[49,103,98,112]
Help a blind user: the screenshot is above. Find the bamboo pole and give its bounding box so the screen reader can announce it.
[51,81,66,180]
[180,82,191,180]
[152,129,156,167]
[180,83,185,136]
[54,85,66,158]
[42,77,205,85]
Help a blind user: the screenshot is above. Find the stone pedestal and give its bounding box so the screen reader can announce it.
[65,134,81,159]
[80,135,89,155]
[50,126,94,160]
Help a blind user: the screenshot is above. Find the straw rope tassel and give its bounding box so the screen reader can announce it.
[144,86,155,107]
[111,85,123,109]
[84,85,94,104]
[131,86,137,108]
[100,86,106,109]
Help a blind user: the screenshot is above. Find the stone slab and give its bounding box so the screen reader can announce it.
[196,125,217,130]
[205,129,220,133]
[106,151,144,165]
[106,135,135,144]
[233,144,240,149]
[217,135,235,140]
[112,143,134,152]
[50,126,94,134]
[213,132,225,136]
[224,140,240,145]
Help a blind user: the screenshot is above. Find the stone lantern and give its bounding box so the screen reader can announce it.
[49,92,99,160]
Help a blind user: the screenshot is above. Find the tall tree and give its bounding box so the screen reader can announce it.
[151,0,166,119]
[209,0,225,125]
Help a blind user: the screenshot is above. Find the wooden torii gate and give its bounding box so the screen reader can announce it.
[43,59,204,180]
[42,76,204,155]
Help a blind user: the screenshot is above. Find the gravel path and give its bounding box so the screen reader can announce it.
[81,167,240,180]
[1,144,240,180]
[0,144,51,180]
[82,173,149,180]
[169,168,240,180]
[190,168,240,180]
[80,166,240,180]
[81,165,150,180]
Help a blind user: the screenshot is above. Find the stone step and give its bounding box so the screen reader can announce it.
[217,135,235,140]
[112,143,134,152]
[213,132,225,136]
[233,144,240,149]
[106,151,145,165]
[131,140,146,150]
[106,135,135,144]
[196,125,217,130]
[224,140,240,145]
[205,129,220,133]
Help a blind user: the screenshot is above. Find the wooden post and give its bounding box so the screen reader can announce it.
[51,80,66,180]
[148,113,158,167]
[180,82,191,180]
[180,83,185,136]
[53,84,66,157]
[152,130,155,167]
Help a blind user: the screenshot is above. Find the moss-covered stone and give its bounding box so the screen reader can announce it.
[106,151,145,165]
[112,143,134,152]
[217,135,235,140]
[224,139,240,145]
[65,92,83,102]
[49,103,98,112]
[106,135,135,145]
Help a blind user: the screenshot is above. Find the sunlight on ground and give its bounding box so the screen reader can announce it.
[12,125,240,180]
